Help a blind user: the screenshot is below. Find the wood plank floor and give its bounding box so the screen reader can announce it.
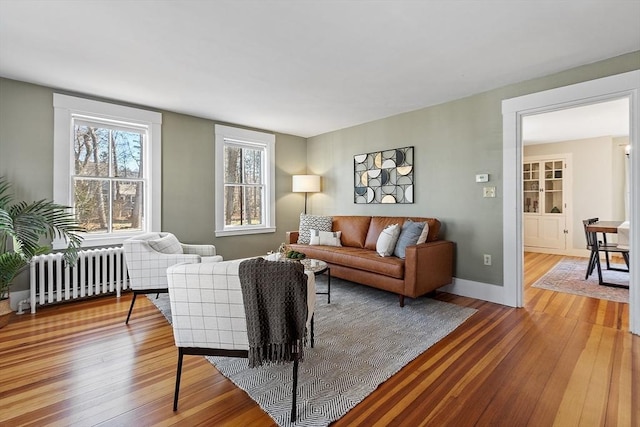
[1,252,637,426]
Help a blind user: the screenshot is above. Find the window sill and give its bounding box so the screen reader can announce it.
[52,231,150,250]
[215,227,276,237]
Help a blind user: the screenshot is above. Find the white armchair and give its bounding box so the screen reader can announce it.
[123,232,222,324]
[166,258,315,422]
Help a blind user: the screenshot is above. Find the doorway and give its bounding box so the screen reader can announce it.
[521,100,630,303]
[502,70,639,335]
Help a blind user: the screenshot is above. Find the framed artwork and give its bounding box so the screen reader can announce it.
[354,146,414,204]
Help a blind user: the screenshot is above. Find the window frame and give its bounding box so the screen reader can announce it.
[53,94,162,248]
[215,124,276,237]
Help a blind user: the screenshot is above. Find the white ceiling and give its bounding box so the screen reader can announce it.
[1,1,639,138]
[522,98,630,145]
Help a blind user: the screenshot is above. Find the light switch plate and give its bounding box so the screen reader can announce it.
[483,186,496,198]
[476,173,489,183]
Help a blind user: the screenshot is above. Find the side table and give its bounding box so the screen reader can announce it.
[300,258,331,304]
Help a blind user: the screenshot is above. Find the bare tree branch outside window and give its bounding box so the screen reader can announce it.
[224,143,264,227]
[73,124,144,233]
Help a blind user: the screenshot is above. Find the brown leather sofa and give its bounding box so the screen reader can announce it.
[286,216,454,306]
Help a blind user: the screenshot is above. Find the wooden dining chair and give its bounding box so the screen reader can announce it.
[582,218,629,286]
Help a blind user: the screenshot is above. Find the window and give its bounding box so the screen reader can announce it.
[215,125,275,236]
[53,94,162,248]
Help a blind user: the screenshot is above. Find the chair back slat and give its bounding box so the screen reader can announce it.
[582,218,599,249]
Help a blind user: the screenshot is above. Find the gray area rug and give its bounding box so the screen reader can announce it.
[532,257,629,303]
[149,276,476,426]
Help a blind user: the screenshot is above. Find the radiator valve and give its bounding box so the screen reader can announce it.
[16,299,31,315]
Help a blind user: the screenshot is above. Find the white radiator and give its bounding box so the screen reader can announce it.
[29,247,128,313]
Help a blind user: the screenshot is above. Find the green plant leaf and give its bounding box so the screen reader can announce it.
[0,176,85,294]
[0,251,28,295]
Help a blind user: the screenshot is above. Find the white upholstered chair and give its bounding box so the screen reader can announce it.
[166,258,315,422]
[122,232,222,324]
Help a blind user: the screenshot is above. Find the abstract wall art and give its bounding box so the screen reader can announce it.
[354,146,414,204]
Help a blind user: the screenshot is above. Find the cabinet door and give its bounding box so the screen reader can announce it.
[524,215,566,249]
[523,162,540,213]
[543,160,563,214]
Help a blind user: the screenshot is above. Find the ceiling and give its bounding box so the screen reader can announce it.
[1,1,639,138]
[522,98,630,145]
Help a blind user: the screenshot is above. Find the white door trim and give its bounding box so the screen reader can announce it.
[502,70,639,335]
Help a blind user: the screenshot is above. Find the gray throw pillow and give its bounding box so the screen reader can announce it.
[297,214,332,244]
[393,219,426,259]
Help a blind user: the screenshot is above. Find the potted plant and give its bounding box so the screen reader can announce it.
[0,176,84,327]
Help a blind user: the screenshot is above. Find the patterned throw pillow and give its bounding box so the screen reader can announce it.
[416,223,430,244]
[393,219,425,259]
[148,233,183,254]
[376,223,400,257]
[298,214,332,244]
[309,230,342,246]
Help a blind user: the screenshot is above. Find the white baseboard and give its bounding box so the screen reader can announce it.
[440,277,507,306]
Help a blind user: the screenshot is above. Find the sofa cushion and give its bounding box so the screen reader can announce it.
[332,216,371,248]
[298,214,332,244]
[148,233,183,254]
[309,230,342,246]
[394,219,425,259]
[365,217,407,250]
[289,244,404,279]
[376,223,400,257]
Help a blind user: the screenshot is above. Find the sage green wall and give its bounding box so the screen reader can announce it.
[160,110,308,259]
[0,79,55,203]
[0,77,307,292]
[307,51,640,286]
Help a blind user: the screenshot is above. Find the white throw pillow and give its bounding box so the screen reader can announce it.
[298,214,332,245]
[309,229,342,246]
[376,224,400,257]
[148,233,183,254]
[416,223,430,244]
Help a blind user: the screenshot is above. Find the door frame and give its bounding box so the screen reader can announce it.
[502,70,639,335]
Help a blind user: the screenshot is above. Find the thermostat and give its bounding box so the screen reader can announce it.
[475,173,489,183]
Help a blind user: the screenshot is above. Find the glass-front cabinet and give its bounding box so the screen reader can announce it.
[523,160,564,214]
[523,157,567,250]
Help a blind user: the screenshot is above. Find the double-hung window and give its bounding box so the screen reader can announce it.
[215,125,275,236]
[53,94,162,248]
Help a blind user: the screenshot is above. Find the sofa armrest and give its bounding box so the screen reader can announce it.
[286,231,299,244]
[404,240,454,297]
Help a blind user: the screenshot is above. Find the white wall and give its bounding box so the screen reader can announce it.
[524,136,627,251]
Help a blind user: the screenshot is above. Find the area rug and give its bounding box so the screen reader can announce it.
[149,276,476,426]
[532,257,629,303]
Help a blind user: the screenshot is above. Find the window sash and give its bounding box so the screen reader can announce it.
[215,124,275,237]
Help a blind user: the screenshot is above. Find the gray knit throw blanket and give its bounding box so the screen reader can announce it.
[239,258,308,368]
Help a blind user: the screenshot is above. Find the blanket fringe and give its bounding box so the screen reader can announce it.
[249,341,305,368]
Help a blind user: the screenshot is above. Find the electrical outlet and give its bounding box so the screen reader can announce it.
[483,187,496,198]
[483,254,492,265]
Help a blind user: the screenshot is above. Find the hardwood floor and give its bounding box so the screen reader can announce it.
[1,252,637,426]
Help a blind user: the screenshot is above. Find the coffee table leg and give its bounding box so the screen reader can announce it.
[310,315,314,348]
[327,268,331,304]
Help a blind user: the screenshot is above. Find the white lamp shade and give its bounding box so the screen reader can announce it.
[292,175,321,193]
